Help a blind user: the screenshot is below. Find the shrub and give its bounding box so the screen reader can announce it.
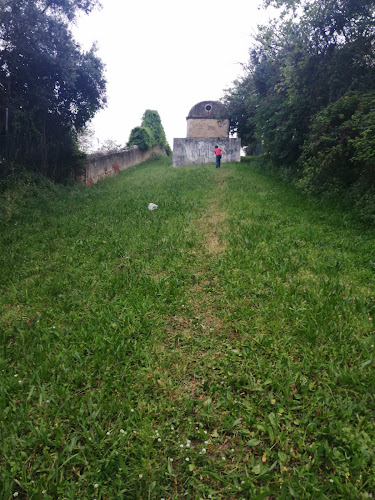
[298,91,375,222]
[127,110,171,155]
[299,92,365,193]
[127,126,153,151]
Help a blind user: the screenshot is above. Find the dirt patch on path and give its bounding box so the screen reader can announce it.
[197,171,228,255]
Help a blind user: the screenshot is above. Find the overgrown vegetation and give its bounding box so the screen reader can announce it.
[127,110,171,155]
[1,156,374,498]
[0,0,106,182]
[224,0,375,223]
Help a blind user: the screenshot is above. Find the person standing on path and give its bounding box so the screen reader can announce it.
[214,145,226,168]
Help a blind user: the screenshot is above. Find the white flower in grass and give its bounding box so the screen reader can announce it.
[120,429,125,434]
[201,448,206,454]
[94,483,99,489]
[158,438,162,442]
[185,457,190,461]
[13,494,19,498]
[139,474,143,479]
[14,374,18,377]
[42,491,46,494]
[180,444,184,448]
[222,456,226,460]
[106,431,111,435]
[130,408,134,412]
[204,440,209,445]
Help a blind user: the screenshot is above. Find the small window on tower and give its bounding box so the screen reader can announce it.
[205,104,212,112]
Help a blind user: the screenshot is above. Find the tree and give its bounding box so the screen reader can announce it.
[127,110,171,155]
[223,72,259,155]
[223,0,375,220]
[0,0,106,181]
[225,0,375,167]
[141,110,171,154]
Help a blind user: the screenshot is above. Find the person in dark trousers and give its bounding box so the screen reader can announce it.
[214,145,226,168]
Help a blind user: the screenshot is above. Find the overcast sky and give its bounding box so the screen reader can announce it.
[73,0,274,150]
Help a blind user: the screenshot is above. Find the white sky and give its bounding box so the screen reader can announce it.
[73,0,274,150]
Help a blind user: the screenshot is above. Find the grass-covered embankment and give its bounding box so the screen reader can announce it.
[1,155,374,498]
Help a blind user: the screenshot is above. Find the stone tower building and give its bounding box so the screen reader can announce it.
[186,101,229,138]
[173,100,241,167]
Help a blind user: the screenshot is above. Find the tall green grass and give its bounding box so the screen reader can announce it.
[0,155,374,499]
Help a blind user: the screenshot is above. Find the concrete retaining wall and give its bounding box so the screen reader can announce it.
[172,138,241,167]
[81,145,166,185]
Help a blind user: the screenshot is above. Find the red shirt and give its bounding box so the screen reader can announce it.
[214,148,222,156]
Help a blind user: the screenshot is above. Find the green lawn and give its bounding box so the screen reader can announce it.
[1,155,374,499]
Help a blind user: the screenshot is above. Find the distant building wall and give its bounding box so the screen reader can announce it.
[186,118,229,138]
[172,138,241,167]
[173,100,241,167]
[79,145,166,185]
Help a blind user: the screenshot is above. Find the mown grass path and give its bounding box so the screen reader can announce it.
[1,156,374,499]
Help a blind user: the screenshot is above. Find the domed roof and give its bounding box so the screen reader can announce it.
[187,101,227,119]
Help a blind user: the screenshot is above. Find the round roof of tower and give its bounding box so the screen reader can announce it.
[187,101,227,119]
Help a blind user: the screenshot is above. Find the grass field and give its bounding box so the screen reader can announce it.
[0,155,374,499]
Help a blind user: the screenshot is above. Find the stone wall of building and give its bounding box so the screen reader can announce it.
[186,118,229,138]
[79,145,166,185]
[172,138,241,167]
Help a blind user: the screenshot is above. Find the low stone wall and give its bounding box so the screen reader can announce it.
[172,138,241,167]
[81,145,166,185]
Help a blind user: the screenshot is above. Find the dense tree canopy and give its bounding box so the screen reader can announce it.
[224,0,375,220]
[0,0,106,181]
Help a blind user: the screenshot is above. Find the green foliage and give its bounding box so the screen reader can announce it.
[127,126,153,150]
[224,0,375,217]
[297,91,375,222]
[0,158,374,497]
[127,109,171,155]
[0,0,106,181]
[223,75,258,155]
[299,93,360,193]
[141,110,165,147]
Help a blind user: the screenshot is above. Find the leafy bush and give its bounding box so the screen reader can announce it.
[127,126,153,151]
[299,92,364,193]
[127,110,171,155]
[348,93,375,223]
[298,91,375,222]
